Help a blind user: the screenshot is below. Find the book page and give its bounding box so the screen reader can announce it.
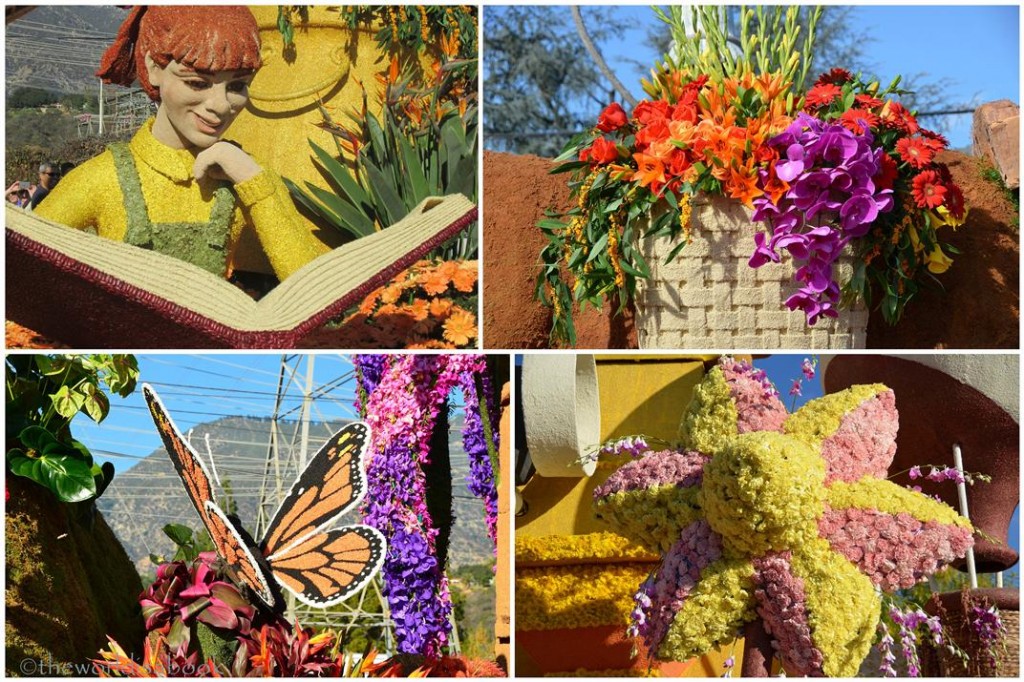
[255,194,476,330]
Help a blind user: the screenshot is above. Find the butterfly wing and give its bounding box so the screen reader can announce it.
[143,383,218,530]
[143,384,279,611]
[268,525,386,607]
[260,421,386,606]
[204,501,279,610]
[261,422,372,558]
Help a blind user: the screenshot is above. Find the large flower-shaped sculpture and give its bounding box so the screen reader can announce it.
[593,359,974,677]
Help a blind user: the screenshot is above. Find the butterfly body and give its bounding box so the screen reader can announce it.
[143,384,386,613]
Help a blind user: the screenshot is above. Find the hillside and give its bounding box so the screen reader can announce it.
[96,413,494,576]
[6,7,128,95]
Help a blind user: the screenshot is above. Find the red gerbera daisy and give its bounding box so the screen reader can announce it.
[879,101,920,134]
[815,68,854,86]
[873,152,899,192]
[895,136,936,169]
[854,94,884,110]
[944,182,966,220]
[839,108,879,134]
[805,83,843,109]
[912,170,947,209]
[920,128,949,151]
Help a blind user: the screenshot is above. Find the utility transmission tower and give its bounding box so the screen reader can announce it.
[252,355,396,651]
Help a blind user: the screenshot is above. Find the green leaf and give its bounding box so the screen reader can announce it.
[549,160,589,175]
[81,382,110,423]
[398,134,431,204]
[305,182,378,238]
[587,232,610,262]
[364,158,409,226]
[632,249,651,279]
[309,141,373,210]
[567,247,586,269]
[163,523,195,547]
[537,218,568,232]
[17,425,59,452]
[8,450,97,503]
[50,384,86,420]
[665,238,690,263]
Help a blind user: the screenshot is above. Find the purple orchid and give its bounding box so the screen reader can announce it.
[751,114,895,325]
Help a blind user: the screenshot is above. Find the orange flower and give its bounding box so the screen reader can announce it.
[429,297,454,318]
[632,152,667,191]
[358,287,385,315]
[724,162,763,208]
[406,298,430,322]
[442,307,477,346]
[451,262,478,292]
[761,164,790,205]
[419,268,451,296]
[380,283,406,305]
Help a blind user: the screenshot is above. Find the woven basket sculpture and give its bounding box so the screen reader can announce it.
[634,194,868,349]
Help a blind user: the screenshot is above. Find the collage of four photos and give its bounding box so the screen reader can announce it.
[3,3,1021,679]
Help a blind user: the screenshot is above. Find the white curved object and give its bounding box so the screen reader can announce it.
[522,355,600,477]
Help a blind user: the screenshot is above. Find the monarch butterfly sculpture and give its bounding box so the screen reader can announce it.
[143,383,386,612]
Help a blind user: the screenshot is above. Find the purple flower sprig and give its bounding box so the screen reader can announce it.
[882,602,944,678]
[599,435,653,459]
[907,465,991,487]
[969,603,1004,673]
[877,625,898,678]
[751,113,894,325]
[459,369,500,552]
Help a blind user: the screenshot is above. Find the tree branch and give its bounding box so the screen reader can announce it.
[571,6,637,108]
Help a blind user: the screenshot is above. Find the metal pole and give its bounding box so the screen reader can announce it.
[97,79,104,135]
[952,443,978,589]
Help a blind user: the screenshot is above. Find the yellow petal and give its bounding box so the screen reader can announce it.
[926,244,954,274]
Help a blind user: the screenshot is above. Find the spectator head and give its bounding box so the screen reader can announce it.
[38,163,57,188]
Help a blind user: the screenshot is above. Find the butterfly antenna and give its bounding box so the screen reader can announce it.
[204,433,223,488]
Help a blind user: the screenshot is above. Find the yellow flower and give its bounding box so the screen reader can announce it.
[907,224,954,274]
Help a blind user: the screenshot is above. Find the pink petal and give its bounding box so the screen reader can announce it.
[820,389,898,483]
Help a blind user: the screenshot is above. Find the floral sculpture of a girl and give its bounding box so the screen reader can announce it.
[36,6,327,281]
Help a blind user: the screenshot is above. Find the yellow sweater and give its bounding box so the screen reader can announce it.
[36,118,327,281]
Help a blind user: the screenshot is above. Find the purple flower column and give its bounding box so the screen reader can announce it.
[355,354,453,657]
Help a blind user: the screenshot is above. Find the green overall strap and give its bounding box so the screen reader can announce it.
[108,143,236,277]
[109,142,153,248]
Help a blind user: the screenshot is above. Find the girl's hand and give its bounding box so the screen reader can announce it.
[193,141,261,185]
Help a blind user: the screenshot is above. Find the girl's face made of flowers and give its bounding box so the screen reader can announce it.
[146,57,255,151]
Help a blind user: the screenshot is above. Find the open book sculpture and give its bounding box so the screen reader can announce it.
[6,194,476,349]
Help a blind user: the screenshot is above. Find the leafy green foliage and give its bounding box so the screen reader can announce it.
[9,87,60,109]
[5,354,139,503]
[156,523,215,566]
[286,62,478,261]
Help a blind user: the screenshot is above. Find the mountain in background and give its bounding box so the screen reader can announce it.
[6,6,129,95]
[97,413,493,577]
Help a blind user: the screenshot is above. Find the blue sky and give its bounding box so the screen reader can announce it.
[485,5,1019,150]
[70,354,362,474]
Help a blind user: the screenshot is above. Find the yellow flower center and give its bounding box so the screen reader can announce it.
[699,432,826,557]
